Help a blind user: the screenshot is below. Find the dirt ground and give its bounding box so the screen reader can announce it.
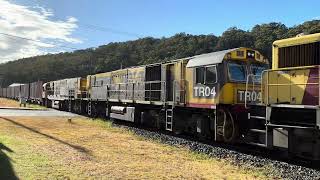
[0,98,273,179]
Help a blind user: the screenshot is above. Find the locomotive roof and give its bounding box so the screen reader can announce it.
[273,32,320,48]
[9,83,25,87]
[186,48,240,68]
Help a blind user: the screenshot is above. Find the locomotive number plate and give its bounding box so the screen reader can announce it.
[237,90,261,103]
[193,86,216,98]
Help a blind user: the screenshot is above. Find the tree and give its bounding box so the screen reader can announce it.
[287,20,320,37]
[215,27,254,50]
[251,22,288,59]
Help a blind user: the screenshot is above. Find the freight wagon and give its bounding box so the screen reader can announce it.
[0,81,44,104]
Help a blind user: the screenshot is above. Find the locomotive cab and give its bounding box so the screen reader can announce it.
[186,48,268,107]
[185,47,269,142]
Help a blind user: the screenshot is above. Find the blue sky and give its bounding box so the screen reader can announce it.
[1,0,319,61]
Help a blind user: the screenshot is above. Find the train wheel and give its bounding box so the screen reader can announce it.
[216,108,238,143]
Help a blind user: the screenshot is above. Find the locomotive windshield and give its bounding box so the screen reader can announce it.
[251,64,267,77]
[250,64,268,83]
[228,63,247,82]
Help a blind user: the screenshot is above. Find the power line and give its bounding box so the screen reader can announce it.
[64,14,143,38]
[0,32,81,61]
[2,4,144,38]
[0,32,78,50]
[0,32,114,63]
[79,23,142,38]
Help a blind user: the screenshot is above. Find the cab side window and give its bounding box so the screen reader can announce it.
[195,66,217,84]
[196,67,205,84]
[205,66,217,84]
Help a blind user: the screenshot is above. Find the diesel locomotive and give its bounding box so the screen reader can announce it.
[247,33,320,160]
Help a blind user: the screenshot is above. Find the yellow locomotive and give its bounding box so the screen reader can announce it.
[82,47,268,142]
[248,33,320,159]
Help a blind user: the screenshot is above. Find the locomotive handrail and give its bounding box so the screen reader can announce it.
[107,81,166,102]
[267,83,319,85]
[264,65,320,71]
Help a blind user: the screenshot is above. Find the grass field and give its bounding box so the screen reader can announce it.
[0,98,44,109]
[0,98,275,179]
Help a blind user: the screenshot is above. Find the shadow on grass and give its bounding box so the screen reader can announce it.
[0,143,18,180]
[0,117,90,154]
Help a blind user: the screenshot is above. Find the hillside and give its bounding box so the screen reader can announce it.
[0,20,320,87]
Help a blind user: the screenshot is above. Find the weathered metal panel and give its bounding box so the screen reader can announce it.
[20,84,30,100]
[273,128,288,148]
[90,72,111,100]
[30,81,43,102]
[53,79,68,100]
[14,86,20,99]
[128,67,145,101]
[65,78,80,98]
[109,69,128,100]
[9,87,14,98]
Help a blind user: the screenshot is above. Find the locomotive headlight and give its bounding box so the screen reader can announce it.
[247,50,255,58]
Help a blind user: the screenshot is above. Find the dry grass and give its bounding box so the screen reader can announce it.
[0,98,44,109]
[0,115,274,179]
[0,98,20,107]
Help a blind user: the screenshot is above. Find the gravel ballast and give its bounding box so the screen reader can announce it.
[113,123,320,180]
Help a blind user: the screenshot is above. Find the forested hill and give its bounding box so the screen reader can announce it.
[1,20,320,87]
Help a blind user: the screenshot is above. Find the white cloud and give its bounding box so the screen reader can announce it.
[312,16,320,20]
[0,0,81,62]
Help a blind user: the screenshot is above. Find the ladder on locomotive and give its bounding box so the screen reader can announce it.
[165,106,174,131]
[245,74,268,147]
[247,106,268,147]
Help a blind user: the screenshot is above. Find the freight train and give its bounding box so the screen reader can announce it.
[0,33,319,160]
